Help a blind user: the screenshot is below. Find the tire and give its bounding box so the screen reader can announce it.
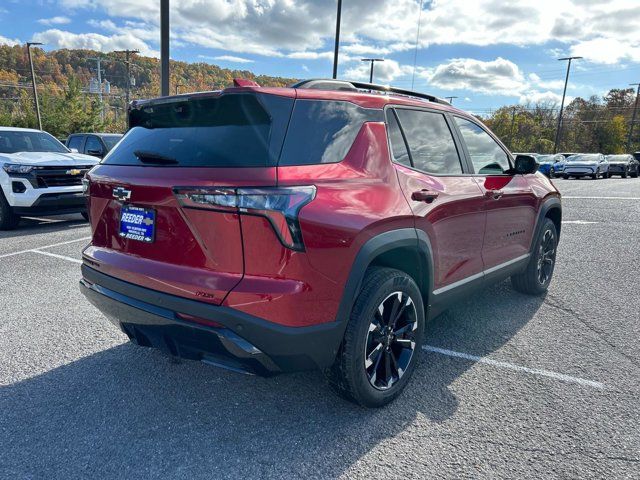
[325,267,425,408]
[549,167,555,178]
[81,211,90,221]
[0,190,20,230]
[622,169,628,179]
[591,169,598,180]
[602,171,609,179]
[563,174,569,179]
[632,171,639,178]
[511,218,558,295]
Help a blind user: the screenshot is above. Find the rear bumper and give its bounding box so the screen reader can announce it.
[80,265,345,375]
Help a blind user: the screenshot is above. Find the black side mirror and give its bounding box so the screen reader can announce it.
[514,155,538,175]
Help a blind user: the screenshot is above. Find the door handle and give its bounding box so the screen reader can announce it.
[411,189,439,203]
[485,189,504,200]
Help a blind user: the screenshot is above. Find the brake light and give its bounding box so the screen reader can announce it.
[174,186,316,251]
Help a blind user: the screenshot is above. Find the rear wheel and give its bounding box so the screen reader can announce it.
[563,174,569,179]
[511,218,558,295]
[0,190,20,230]
[326,267,425,408]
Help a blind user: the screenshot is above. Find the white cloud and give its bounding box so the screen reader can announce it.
[38,16,71,25]
[344,59,413,83]
[210,55,254,64]
[31,29,158,57]
[570,37,640,64]
[51,0,640,67]
[0,35,20,46]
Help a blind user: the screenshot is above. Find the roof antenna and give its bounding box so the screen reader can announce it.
[411,0,424,90]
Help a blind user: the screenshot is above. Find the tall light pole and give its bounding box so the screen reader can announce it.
[160,0,170,96]
[554,56,582,154]
[445,96,458,104]
[26,42,43,130]
[361,58,384,83]
[332,0,342,79]
[89,57,105,121]
[626,83,640,152]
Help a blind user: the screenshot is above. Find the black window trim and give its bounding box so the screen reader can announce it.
[450,114,516,177]
[383,104,472,177]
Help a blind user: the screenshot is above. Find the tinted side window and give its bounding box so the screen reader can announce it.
[67,135,84,151]
[395,109,462,174]
[279,100,383,166]
[386,111,411,167]
[454,117,511,174]
[85,136,103,154]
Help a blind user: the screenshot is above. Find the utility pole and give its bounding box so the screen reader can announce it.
[332,0,342,79]
[626,83,640,152]
[160,0,170,96]
[508,106,517,150]
[361,58,384,83]
[26,42,43,130]
[554,56,582,154]
[114,49,139,108]
[445,96,458,104]
[89,57,105,121]
[175,83,183,95]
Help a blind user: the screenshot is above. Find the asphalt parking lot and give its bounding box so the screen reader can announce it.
[1,177,638,479]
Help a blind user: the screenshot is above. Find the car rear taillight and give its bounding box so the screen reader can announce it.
[174,186,316,251]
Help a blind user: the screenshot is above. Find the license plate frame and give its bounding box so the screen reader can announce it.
[119,205,156,243]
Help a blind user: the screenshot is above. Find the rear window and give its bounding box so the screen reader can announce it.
[278,100,383,166]
[104,93,293,167]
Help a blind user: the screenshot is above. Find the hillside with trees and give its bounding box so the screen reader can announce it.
[0,45,297,137]
[0,44,638,153]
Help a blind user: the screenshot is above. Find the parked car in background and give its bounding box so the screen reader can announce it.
[559,152,579,158]
[80,79,562,407]
[563,153,609,179]
[66,133,123,159]
[0,127,98,229]
[632,152,640,162]
[605,154,639,178]
[535,154,565,178]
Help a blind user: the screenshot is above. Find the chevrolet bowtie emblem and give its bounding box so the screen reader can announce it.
[113,186,132,201]
[66,169,82,176]
[142,217,154,226]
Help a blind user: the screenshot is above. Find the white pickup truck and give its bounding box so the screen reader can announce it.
[0,127,99,230]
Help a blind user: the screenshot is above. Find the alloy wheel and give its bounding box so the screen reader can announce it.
[364,292,418,390]
[537,229,556,285]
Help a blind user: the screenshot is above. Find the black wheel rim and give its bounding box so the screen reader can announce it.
[537,229,556,285]
[364,292,417,390]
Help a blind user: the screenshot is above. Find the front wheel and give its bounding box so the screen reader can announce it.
[0,191,20,230]
[511,218,558,295]
[326,267,425,408]
[622,169,628,179]
[549,167,555,178]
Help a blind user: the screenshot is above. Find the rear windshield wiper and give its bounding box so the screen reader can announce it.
[134,150,178,165]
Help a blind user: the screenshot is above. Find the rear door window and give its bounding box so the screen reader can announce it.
[386,111,411,167]
[279,100,383,166]
[105,93,294,167]
[394,109,463,174]
[454,117,511,174]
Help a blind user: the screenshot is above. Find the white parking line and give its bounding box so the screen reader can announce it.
[562,220,598,225]
[563,196,640,200]
[423,345,604,390]
[0,236,91,260]
[30,250,83,264]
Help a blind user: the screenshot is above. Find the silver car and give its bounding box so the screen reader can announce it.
[563,153,609,179]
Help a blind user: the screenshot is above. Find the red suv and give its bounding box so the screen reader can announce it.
[80,79,561,407]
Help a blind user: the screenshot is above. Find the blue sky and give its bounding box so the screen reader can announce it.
[1,0,640,113]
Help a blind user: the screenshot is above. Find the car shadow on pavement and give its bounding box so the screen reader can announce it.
[0,215,88,240]
[0,281,544,479]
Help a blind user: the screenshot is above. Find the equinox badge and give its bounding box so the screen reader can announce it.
[113,186,132,201]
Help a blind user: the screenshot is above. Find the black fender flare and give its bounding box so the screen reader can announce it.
[333,228,434,330]
[530,195,562,253]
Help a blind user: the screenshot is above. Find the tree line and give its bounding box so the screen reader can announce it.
[0,45,296,138]
[1,44,639,153]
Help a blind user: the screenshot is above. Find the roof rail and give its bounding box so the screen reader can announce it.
[292,79,449,105]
